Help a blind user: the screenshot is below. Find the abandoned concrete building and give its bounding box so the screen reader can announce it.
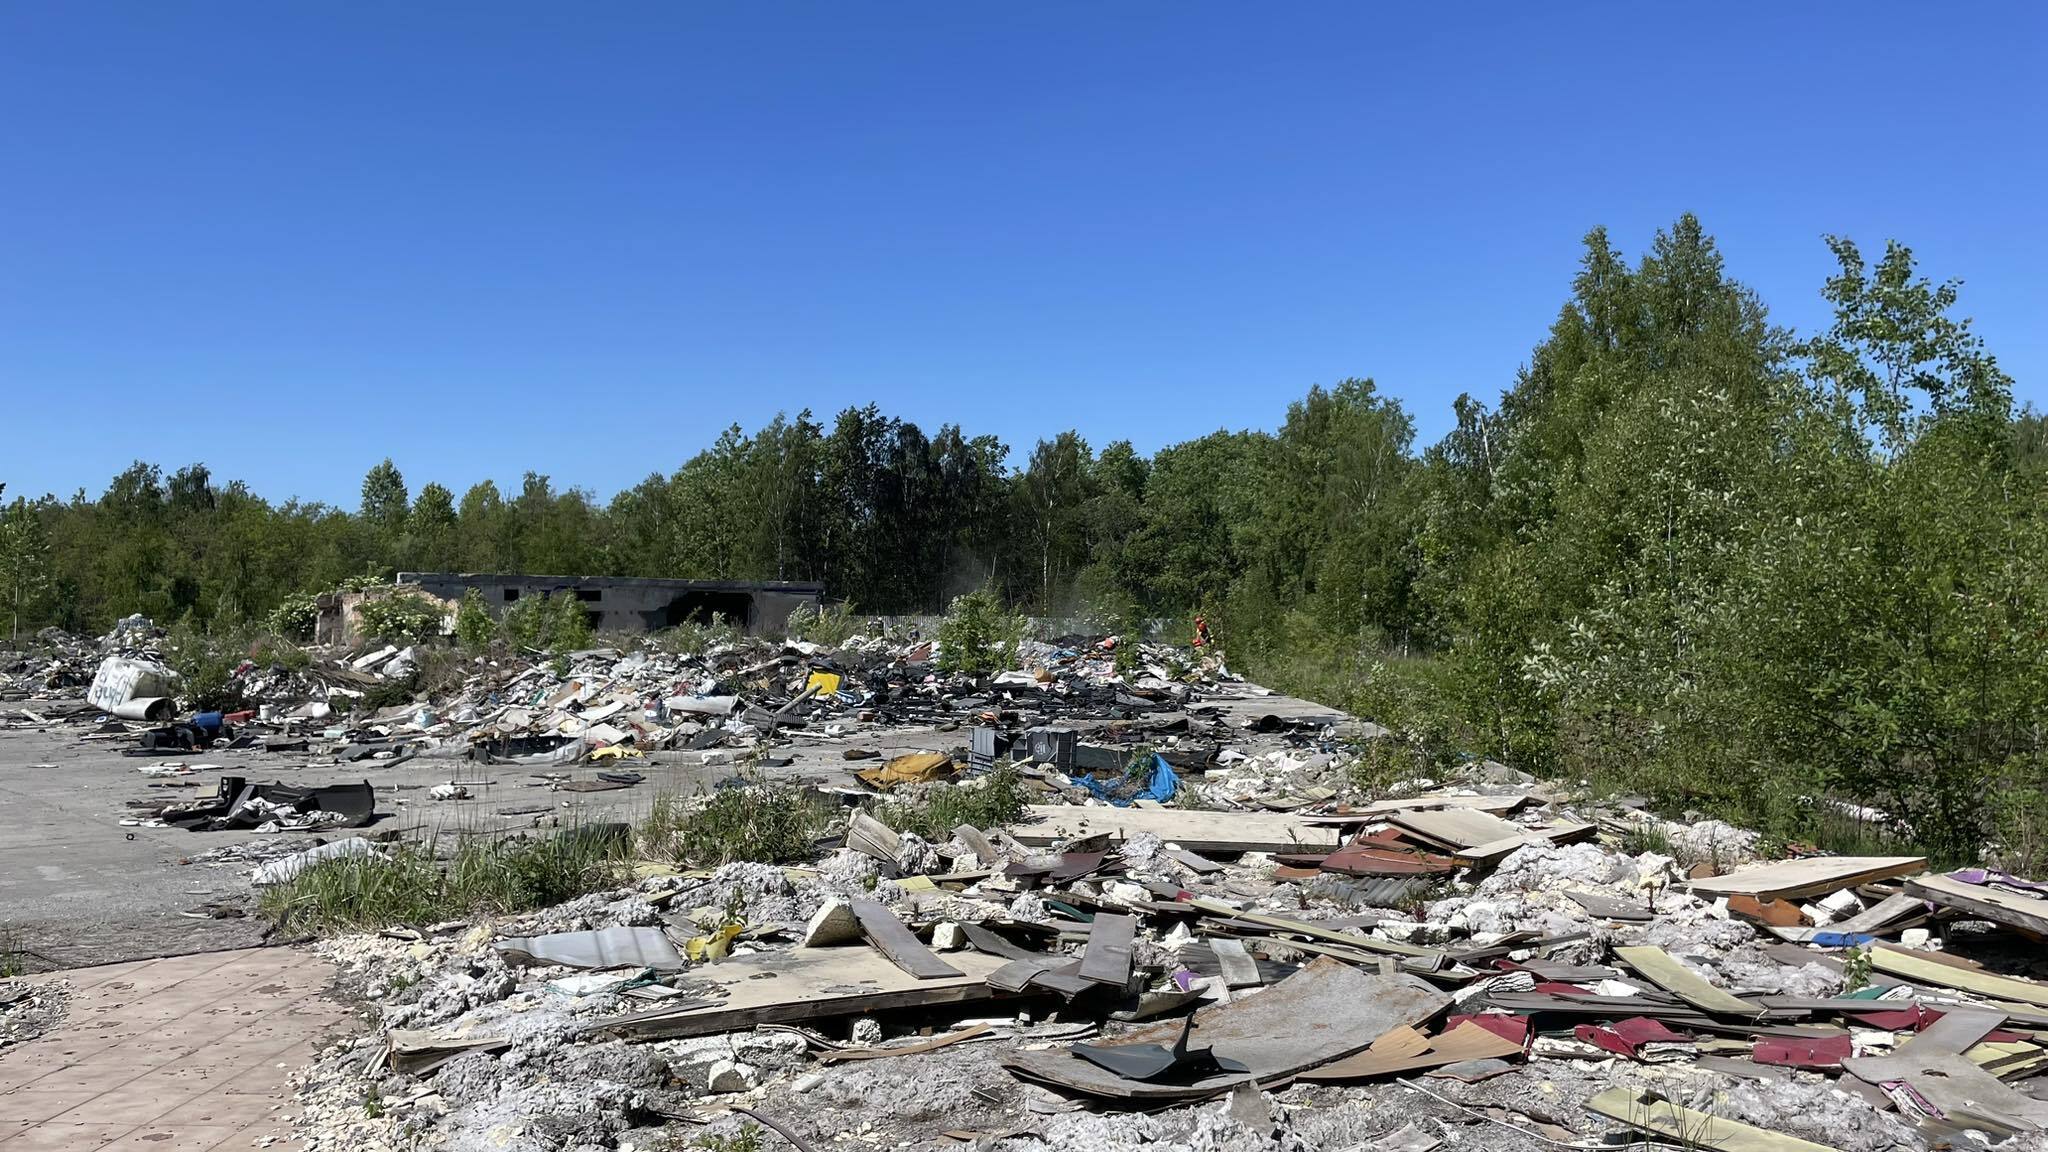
[393,573,825,635]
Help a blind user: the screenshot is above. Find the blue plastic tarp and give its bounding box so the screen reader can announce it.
[1075,754,1178,807]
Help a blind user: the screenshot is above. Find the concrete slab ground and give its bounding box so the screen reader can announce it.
[0,946,356,1151]
[0,683,1336,968]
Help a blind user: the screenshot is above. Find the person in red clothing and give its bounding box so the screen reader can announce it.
[1192,614,1211,649]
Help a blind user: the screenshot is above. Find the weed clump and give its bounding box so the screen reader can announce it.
[879,767,1027,840]
[641,779,836,867]
[936,587,1024,677]
[259,832,631,934]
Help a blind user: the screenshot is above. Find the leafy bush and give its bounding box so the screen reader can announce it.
[356,593,444,644]
[165,614,249,712]
[455,587,495,652]
[499,592,593,653]
[785,601,860,647]
[936,587,1024,676]
[265,592,318,642]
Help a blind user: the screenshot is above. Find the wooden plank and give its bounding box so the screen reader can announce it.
[1872,946,2048,1008]
[587,947,1008,1039]
[1078,913,1137,986]
[1685,856,1926,901]
[1187,898,1445,960]
[1162,847,1226,875]
[1006,805,1341,854]
[1211,938,1262,988]
[1614,945,1761,1016]
[1387,808,1527,850]
[851,899,961,980]
[952,823,999,865]
[1906,873,2048,937]
[1585,1088,1837,1152]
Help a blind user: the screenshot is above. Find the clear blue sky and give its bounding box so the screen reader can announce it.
[4,3,2043,508]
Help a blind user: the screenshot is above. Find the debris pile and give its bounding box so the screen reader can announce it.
[261,639,2048,1151]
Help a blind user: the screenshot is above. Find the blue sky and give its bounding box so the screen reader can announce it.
[3,3,2043,508]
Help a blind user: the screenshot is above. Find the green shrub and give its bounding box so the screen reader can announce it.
[547,591,593,654]
[165,615,250,712]
[936,587,1024,677]
[786,601,860,647]
[356,593,444,644]
[455,588,495,652]
[265,592,319,642]
[878,766,1027,840]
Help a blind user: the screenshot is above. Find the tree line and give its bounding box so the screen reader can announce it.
[4,214,2044,863]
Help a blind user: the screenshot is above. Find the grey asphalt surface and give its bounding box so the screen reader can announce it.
[0,686,1337,970]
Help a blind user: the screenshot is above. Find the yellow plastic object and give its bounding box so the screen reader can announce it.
[589,744,643,760]
[685,921,745,963]
[854,751,956,791]
[806,670,844,695]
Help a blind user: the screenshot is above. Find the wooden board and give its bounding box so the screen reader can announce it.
[1188,898,1444,960]
[1386,807,1527,850]
[588,946,1009,1040]
[851,899,962,980]
[1331,792,1532,819]
[1873,946,2048,1008]
[1614,945,1760,1016]
[1585,1088,1837,1152]
[1684,856,1925,901]
[1077,913,1137,986]
[1906,873,2048,937]
[1006,805,1342,853]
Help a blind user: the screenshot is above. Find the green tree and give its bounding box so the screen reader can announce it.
[361,459,410,532]
[0,495,52,640]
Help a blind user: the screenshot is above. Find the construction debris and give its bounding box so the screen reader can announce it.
[20,616,2048,1152]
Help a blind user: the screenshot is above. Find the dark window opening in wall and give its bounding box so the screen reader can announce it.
[503,589,520,602]
[584,610,603,629]
[663,590,754,629]
[575,589,602,602]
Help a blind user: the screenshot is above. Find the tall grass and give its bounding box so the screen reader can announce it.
[640,780,837,867]
[878,766,1027,841]
[259,830,632,934]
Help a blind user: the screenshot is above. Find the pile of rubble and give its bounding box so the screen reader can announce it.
[16,618,2048,1148]
[269,712,2048,1149]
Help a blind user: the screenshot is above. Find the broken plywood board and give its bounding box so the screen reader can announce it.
[851,899,961,980]
[1585,1088,1837,1152]
[1765,890,1927,943]
[586,946,1009,1040]
[1007,805,1341,854]
[1685,856,1925,901]
[1906,873,2048,937]
[1302,1020,1525,1081]
[1614,945,1761,1016]
[1187,898,1444,960]
[1386,807,1528,849]
[999,957,1449,1102]
[1844,1005,2048,1135]
[1872,947,2048,1009]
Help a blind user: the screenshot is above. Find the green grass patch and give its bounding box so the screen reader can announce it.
[259,831,632,934]
[878,766,1027,840]
[640,779,837,867]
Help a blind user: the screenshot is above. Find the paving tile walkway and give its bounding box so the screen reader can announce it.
[0,946,357,1151]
